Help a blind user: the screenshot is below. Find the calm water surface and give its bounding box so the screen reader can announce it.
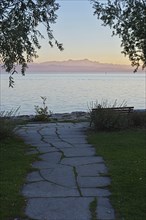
[1,72,145,115]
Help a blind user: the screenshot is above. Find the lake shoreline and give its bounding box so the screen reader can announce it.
[5,109,146,122]
[11,111,90,122]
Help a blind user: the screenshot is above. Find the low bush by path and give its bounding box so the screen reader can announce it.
[88,129,146,220]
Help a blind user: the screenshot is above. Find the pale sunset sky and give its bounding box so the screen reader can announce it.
[36,0,131,66]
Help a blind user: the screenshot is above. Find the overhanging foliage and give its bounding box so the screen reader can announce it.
[91,0,146,72]
[0,0,63,87]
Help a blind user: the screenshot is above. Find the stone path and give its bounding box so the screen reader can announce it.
[16,122,115,220]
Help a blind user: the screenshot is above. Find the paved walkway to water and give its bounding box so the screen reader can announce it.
[16,122,115,220]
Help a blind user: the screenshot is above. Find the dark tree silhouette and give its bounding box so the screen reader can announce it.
[91,0,146,72]
[0,0,63,87]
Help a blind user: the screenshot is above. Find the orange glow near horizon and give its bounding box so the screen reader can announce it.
[32,1,132,67]
[34,53,131,66]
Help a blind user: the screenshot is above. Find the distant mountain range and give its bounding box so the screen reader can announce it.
[26,59,134,72]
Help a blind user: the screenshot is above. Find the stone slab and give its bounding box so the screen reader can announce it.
[35,142,52,147]
[52,141,73,148]
[78,176,111,187]
[61,156,103,166]
[97,206,115,220]
[36,146,58,153]
[62,147,95,157]
[42,137,61,143]
[22,138,41,144]
[26,171,44,182]
[73,143,95,148]
[22,124,42,128]
[39,152,62,163]
[58,130,86,135]
[97,197,115,220]
[40,164,76,188]
[22,181,79,197]
[77,163,108,176]
[43,138,62,144]
[81,188,111,197]
[25,197,93,220]
[39,128,56,136]
[98,197,113,207]
[60,134,86,139]
[62,138,88,144]
[32,161,58,169]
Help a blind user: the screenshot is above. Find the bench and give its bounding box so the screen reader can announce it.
[90,106,134,126]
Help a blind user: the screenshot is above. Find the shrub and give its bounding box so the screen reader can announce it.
[0,107,20,140]
[34,96,52,121]
[130,111,146,128]
[0,118,13,140]
[89,100,130,131]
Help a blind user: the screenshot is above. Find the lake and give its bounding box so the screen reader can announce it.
[1,72,145,115]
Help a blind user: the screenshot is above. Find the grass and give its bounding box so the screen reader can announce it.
[89,197,98,220]
[88,129,146,220]
[0,120,38,219]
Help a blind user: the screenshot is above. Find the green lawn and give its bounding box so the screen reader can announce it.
[0,135,38,219]
[88,129,146,220]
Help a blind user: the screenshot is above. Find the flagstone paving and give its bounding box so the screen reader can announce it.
[16,122,115,220]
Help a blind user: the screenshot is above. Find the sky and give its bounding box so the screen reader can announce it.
[35,0,131,65]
